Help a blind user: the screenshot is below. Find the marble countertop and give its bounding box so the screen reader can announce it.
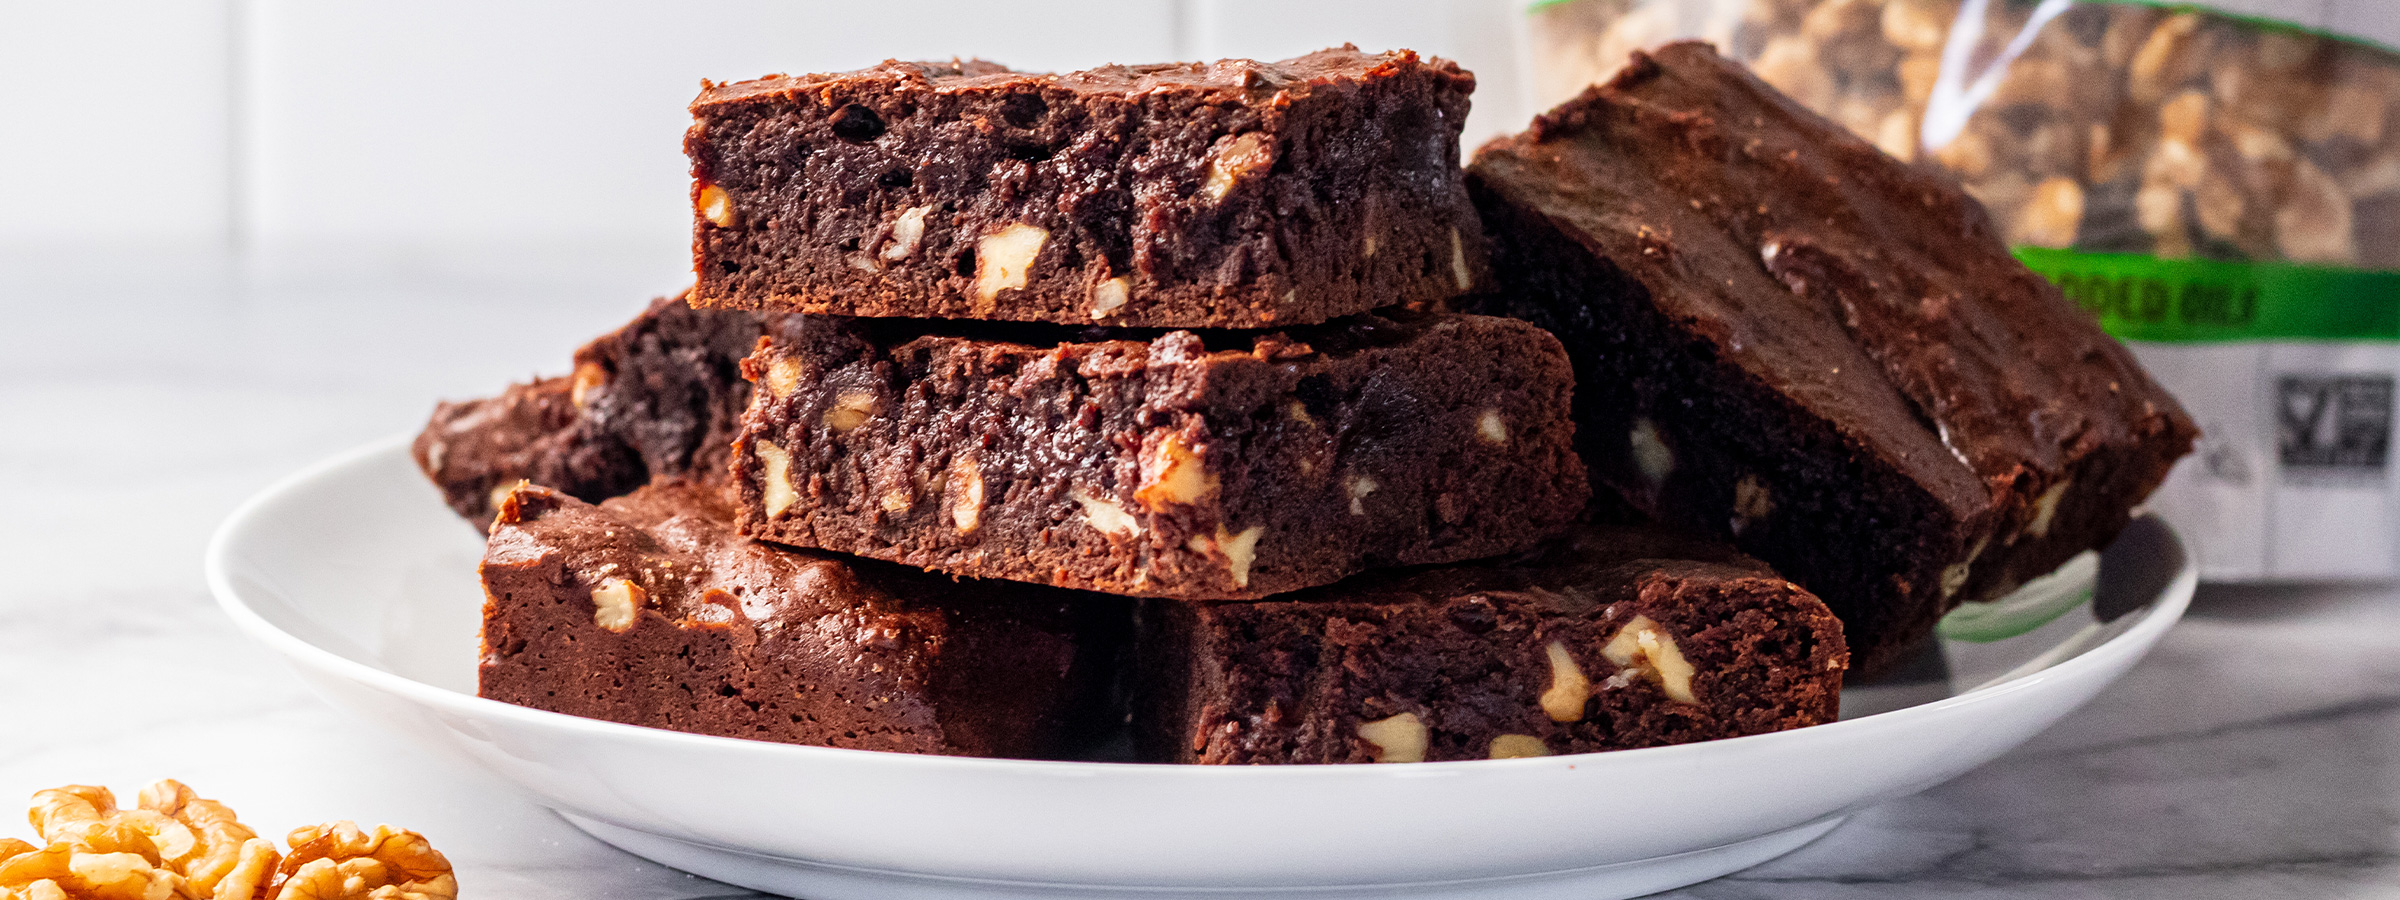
[5,243,2396,899]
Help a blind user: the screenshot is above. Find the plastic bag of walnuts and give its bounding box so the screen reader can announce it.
[1528,0,2400,581]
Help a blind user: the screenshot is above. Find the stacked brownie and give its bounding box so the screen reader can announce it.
[421,40,2203,765]
[425,47,1857,763]
[1139,524,1844,763]
[684,48,1595,599]
[480,481,1128,758]
[414,292,768,528]
[1459,43,2196,674]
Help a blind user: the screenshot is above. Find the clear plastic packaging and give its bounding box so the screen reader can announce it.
[1526,0,2400,580]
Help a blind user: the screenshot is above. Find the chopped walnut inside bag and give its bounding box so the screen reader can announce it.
[1530,0,2400,268]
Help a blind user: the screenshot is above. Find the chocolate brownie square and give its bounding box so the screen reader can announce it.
[413,293,772,526]
[729,311,1589,600]
[1137,524,1847,764]
[478,482,1130,759]
[686,47,1488,328]
[1461,43,2196,673]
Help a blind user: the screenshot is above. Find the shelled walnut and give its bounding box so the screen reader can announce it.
[1529,0,2400,269]
[0,781,456,900]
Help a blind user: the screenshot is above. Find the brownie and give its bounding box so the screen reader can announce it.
[413,293,772,526]
[478,481,1130,759]
[1137,524,1847,764]
[729,311,1589,600]
[412,376,643,528]
[1460,43,2197,674]
[686,47,1489,328]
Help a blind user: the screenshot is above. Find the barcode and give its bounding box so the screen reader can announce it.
[2277,374,2394,472]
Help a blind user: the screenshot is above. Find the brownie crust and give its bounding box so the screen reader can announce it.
[412,293,771,526]
[1137,525,1847,764]
[730,311,1589,599]
[687,47,1489,328]
[478,482,1130,759]
[1463,43,2195,673]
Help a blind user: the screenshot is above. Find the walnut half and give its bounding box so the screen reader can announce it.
[273,822,456,900]
[0,780,454,900]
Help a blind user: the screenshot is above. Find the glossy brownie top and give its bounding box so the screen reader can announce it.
[694,46,1470,110]
[1469,42,2195,525]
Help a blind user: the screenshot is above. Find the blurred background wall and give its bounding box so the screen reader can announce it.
[0,0,1527,273]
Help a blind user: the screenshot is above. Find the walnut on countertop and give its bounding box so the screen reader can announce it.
[0,780,454,900]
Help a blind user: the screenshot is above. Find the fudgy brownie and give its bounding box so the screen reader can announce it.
[730,311,1589,600]
[686,47,1489,328]
[413,293,772,526]
[479,482,1130,759]
[1137,524,1846,764]
[1462,43,2197,674]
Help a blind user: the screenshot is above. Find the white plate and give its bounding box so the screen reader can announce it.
[205,438,2195,900]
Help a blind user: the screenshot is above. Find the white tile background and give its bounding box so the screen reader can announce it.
[0,0,1527,260]
[0,2,233,244]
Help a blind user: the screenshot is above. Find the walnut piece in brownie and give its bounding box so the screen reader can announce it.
[478,482,1131,760]
[1462,43,2196,674]
[730,311,1589,600]
[412,293,771,526]
[687,47,1489,328]
[1137,524,1846,764]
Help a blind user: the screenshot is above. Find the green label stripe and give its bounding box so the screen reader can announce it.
[2015,248,2400,343]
